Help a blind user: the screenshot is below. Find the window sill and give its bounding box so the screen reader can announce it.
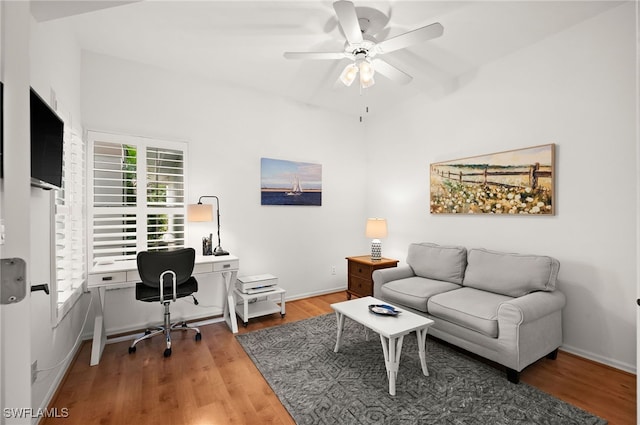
[53,285,84,327]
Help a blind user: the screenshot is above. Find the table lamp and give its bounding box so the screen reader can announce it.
[187,195,229,256]
[365,218,387,261]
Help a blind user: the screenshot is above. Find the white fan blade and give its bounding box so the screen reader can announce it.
[372,58,413,84]
[284,52,347,60]
[333,1,363,45]
[376,22,443,54]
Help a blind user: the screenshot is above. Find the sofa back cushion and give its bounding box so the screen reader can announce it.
[406,243,467,284]
[463,248,560,297]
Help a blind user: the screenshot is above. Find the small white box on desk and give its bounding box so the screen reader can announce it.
[236,274,278,294]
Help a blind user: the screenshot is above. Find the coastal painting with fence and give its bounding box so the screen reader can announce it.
[430,144,555,215]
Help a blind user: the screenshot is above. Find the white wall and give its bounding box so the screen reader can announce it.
[365,3,636,371]
[81,52,366,334]
[18,3,635,417]
[1,1,34,420]
[27,16,92,415]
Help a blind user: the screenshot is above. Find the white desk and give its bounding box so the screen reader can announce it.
[87,254,240,365]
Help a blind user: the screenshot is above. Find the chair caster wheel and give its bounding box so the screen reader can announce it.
[128,346,136,354]
[164,348,172,357]
[281,313,285,318]
[243,322,248,327]
[144,329,151,335]
[195,333,202,341]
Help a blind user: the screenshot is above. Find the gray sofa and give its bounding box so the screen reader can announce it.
[372,242,565,383]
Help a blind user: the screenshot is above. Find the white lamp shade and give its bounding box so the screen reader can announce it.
[365,218,388,239]
[187,203,213,222]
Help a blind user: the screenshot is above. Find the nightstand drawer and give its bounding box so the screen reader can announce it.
[345,256,398,299]
[349,262,372,280]
[349,276,372,297]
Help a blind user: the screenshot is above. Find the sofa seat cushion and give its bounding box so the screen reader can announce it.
[463,248,560,297]
[406,243,467,284]
[380,276,461,313]
[428,287,513,338]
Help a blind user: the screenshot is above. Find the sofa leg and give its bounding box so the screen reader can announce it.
[546,348,559,360]
[506,368,520,384]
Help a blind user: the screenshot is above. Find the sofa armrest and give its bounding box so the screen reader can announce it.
[498,290,566,324]
[372,266,415,297]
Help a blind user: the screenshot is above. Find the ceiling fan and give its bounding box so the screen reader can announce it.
[283,0,444,89]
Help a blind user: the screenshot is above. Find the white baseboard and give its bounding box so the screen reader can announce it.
[284,286,346,302]
[560,343,636,374]
[34,336,84,425]
[84,286,636,377]
[105,316,226,345]
[95,286,347,340]
[99,308,224,339]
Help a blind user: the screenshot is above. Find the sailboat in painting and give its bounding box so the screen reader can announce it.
[286,175,303,196]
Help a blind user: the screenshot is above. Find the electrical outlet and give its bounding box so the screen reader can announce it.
[32,361,37,384]
[331,266,336,275]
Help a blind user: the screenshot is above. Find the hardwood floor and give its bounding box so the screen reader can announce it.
[43,292,635,425]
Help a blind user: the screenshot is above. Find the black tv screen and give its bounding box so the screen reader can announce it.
[30,88,63,190]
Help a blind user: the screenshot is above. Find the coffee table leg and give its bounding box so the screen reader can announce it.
[334,311,345,353]
[416,327,429,376]
[380,334,404,396]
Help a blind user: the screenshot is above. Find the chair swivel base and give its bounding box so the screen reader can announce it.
[128,303,202,358]
[128,322,201,357]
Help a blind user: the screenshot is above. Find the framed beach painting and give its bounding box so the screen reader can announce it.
[430,144,555,215]
[261,157,322,206]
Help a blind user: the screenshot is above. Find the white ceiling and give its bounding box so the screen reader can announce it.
[31,0,624,117]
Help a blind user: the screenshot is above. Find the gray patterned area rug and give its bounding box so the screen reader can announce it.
[236,314,606,425]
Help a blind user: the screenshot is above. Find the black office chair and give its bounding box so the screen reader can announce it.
[128,248,201,357]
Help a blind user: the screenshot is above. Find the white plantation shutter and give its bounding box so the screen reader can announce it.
[146,146,186,251]
[146,146,184,207]
[91,139,139,262]
[88,132,187,264]
[53,128,86,319]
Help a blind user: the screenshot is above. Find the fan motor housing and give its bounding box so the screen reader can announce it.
[344,37,378,59]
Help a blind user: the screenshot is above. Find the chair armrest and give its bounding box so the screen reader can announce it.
[498,290,566,324]
[372,266,415,297]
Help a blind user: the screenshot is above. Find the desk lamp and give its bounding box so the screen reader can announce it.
[365,218,387,261]
[187,195,229,256]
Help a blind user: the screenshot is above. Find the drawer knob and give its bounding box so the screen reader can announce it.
[223,264,230,269]
[102,276,113,281]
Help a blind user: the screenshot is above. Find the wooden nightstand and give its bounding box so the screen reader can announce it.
[345,256,399,299]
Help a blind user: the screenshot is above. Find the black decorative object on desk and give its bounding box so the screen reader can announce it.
[202,234,213,256]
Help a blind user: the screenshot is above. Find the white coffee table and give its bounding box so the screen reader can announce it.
[331,296,434,396]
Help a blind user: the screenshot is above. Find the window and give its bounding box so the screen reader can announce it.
[88,131,187,264]
[52,126,86,324]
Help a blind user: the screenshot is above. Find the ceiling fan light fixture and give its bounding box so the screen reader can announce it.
[360,74,375,89]
[340,63,359,86]
[283,1,444,92]
[358,59,375,88]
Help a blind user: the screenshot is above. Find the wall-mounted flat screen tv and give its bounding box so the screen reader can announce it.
[30,88,63,190]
